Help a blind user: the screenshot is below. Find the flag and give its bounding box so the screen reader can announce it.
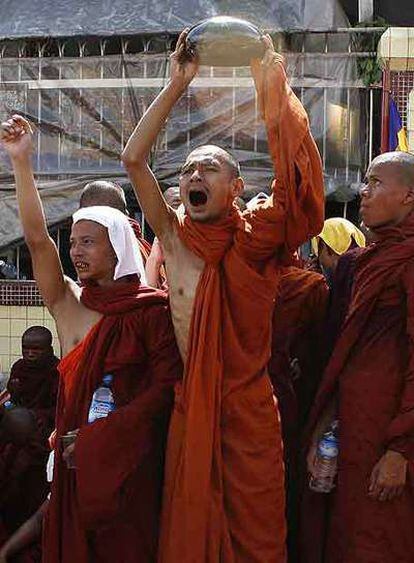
[389,98,409,152]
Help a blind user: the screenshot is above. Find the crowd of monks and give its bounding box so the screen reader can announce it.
[0,28,413,563]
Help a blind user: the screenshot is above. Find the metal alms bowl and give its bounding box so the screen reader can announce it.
[186,16,265,67]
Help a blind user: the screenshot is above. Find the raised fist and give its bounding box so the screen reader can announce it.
[0,114,34,161]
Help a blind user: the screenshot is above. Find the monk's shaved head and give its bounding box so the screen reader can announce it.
[361,151,414,229]
[22,326,52,347]
[80,181,127,214]
[188,145,241,179]
[179,144,244,222]
[369,152,414,189]
[0,408,37,446]
[21,326,54,364]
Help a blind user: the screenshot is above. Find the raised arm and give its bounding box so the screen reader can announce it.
[0,115,67,313]
[237,36,324,262]
[121,30,198,242]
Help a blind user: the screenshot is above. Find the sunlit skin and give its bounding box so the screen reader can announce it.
[69,220,117,286]
[179,145,244,223]
[360,162,414,229]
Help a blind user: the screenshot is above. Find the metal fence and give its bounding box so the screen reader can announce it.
[0,29,383,278]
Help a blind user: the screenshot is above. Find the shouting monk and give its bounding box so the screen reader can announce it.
[1,116,182,563]
[303,151,414,562]
[122,31,324,562]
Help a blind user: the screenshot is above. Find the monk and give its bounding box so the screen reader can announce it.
[7,326,59,436]
[311,218,366,358]
[122,30,324,562]
[302,151,414,562]
[79,179,152,262]
[311,217,365,286]
[0,116,182,562]
[0,408,48,545]
[269,267,328,563]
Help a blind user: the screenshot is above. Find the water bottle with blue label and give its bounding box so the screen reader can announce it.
[88,374,115,424]
[309,420,339,493]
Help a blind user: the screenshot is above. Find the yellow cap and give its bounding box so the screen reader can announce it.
[311,217,366,256]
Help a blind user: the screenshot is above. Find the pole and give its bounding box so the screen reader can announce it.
[380,64,390,153]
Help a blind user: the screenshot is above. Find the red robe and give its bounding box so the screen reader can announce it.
[269,267,328,563]
[7,356,59,436]
[43,282,182,563]
[269,266,329,451]
[301,212,414,562]
[0,357,58,542]
[158,56,324,563]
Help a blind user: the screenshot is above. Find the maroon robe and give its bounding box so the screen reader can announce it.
[0,357,58,542]
[43,282,182,563]
[7,356,59,435]
[269,267,328,563]
[300,211,414,562]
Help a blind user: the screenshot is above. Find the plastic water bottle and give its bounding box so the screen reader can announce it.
[309,420,339,493]
[88,374,115,424]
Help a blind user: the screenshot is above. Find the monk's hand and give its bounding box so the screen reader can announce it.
[368,450,408,502]
[251,33,284,74]
[0,115,34,161]
[62,429,79,468]
[169,29,199,90]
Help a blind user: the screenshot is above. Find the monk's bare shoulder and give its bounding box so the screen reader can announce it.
[52,276,102,356]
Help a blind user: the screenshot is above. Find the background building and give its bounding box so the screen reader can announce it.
[0,0,391,371]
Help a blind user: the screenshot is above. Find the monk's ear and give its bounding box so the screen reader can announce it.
[231,177,244,198]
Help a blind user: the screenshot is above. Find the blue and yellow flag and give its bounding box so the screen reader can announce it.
[389,98,409,152]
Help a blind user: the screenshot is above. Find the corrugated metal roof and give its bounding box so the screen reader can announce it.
[0,0,349,40]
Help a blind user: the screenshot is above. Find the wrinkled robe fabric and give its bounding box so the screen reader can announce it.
[301,212,414,563]
[158,56,324,563]
[43,282,182,563]
[268,267,328,563]
[7,356,59,436]
[0,358,58,540]
[269,267,329,449]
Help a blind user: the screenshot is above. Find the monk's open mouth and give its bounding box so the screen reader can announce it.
[189,190,208,207]
[75,261,89,272]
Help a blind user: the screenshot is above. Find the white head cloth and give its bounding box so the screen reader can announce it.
[72,205,147,284]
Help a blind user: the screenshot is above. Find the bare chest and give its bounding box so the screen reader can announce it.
[163,235,204,360]
[54,294,102,357]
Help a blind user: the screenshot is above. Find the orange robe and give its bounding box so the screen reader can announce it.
[158,56,324,562]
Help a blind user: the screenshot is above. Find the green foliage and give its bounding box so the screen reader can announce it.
[353,18,388,87]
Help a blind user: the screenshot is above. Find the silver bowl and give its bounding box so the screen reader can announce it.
[186,16,265,67]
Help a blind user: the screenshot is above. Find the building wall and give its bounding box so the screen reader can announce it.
[0,305,60,376]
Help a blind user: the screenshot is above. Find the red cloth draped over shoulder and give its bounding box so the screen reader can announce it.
[159,57,324,563]
[44,281,182,563]
[301,212,414,563]
[128,217,152,262]
[269,267,328,453]
[306,211,414,442]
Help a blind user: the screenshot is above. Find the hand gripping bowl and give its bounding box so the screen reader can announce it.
[186,16,265,67]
